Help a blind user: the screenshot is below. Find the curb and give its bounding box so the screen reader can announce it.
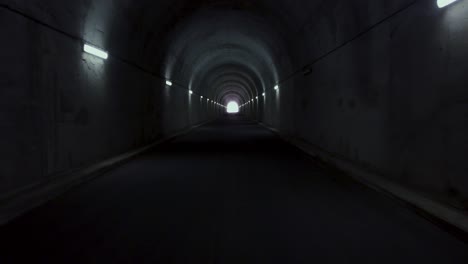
[0,119,215,225]
[259,122,468,242]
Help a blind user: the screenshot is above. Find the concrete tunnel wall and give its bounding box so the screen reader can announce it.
[1,0,468,212]
[284,0,468,208]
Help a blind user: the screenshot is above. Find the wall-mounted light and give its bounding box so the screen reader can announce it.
[189,90,193,95]
[83,44,108,59]
[438,0,459,8]
[262,92,266,97]
[256,96,258,99]
[201,96,203,99]
[166,80,173,86]
[274,85,279,91]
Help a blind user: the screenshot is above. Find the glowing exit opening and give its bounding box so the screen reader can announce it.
[226,101,240,114]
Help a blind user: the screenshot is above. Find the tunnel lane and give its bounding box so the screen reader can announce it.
[0,116,467,263]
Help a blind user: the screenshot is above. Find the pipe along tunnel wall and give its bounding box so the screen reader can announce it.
[1,0,468,224]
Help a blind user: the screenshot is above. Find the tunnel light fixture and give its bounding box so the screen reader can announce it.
[437,0,459,8]
[274,85,279,91]
[166,80,173,86]
[200,96,203,99]
[189,90,193,95]
[256,96,258,99]
[262,92,266,97]
[83,44,108,59]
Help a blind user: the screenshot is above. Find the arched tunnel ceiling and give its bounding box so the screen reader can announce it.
[194,64,264,104]
[163,8,287,102]
[4,0,413,103]
[5,0,302,101]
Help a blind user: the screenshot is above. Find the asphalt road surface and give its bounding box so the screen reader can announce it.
[1,116,467,263]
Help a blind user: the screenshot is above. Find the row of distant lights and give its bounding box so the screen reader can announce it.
[83,0,457,110]
[82,45,224,107]
[239,85,279,108]
[164,81,226,107]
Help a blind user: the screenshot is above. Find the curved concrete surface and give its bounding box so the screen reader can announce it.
[0,116,466,263]
[1,0,468,262]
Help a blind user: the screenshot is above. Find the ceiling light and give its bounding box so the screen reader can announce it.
[437,0,459,8]
[83,44,108,59]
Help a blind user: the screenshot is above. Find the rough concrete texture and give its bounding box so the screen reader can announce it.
[0,0,467,233]
[0,117,467,263]
[284,0,468,207]
[0,0,224,197]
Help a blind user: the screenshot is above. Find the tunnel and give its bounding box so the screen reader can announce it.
[1,0,468,262]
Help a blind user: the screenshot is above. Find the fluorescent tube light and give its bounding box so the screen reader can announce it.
[83,44,108,59]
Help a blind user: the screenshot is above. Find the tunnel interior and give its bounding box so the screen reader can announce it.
[1,0,468,261]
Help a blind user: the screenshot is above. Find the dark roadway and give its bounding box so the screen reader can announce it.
[1,116,467,263]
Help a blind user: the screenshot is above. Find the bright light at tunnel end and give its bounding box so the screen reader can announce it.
[83,44,108,59]
[437,0,459,8]
[227,102,240,114]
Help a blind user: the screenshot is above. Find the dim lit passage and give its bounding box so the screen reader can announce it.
[1,0,468,263]
[1,116,467,263]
